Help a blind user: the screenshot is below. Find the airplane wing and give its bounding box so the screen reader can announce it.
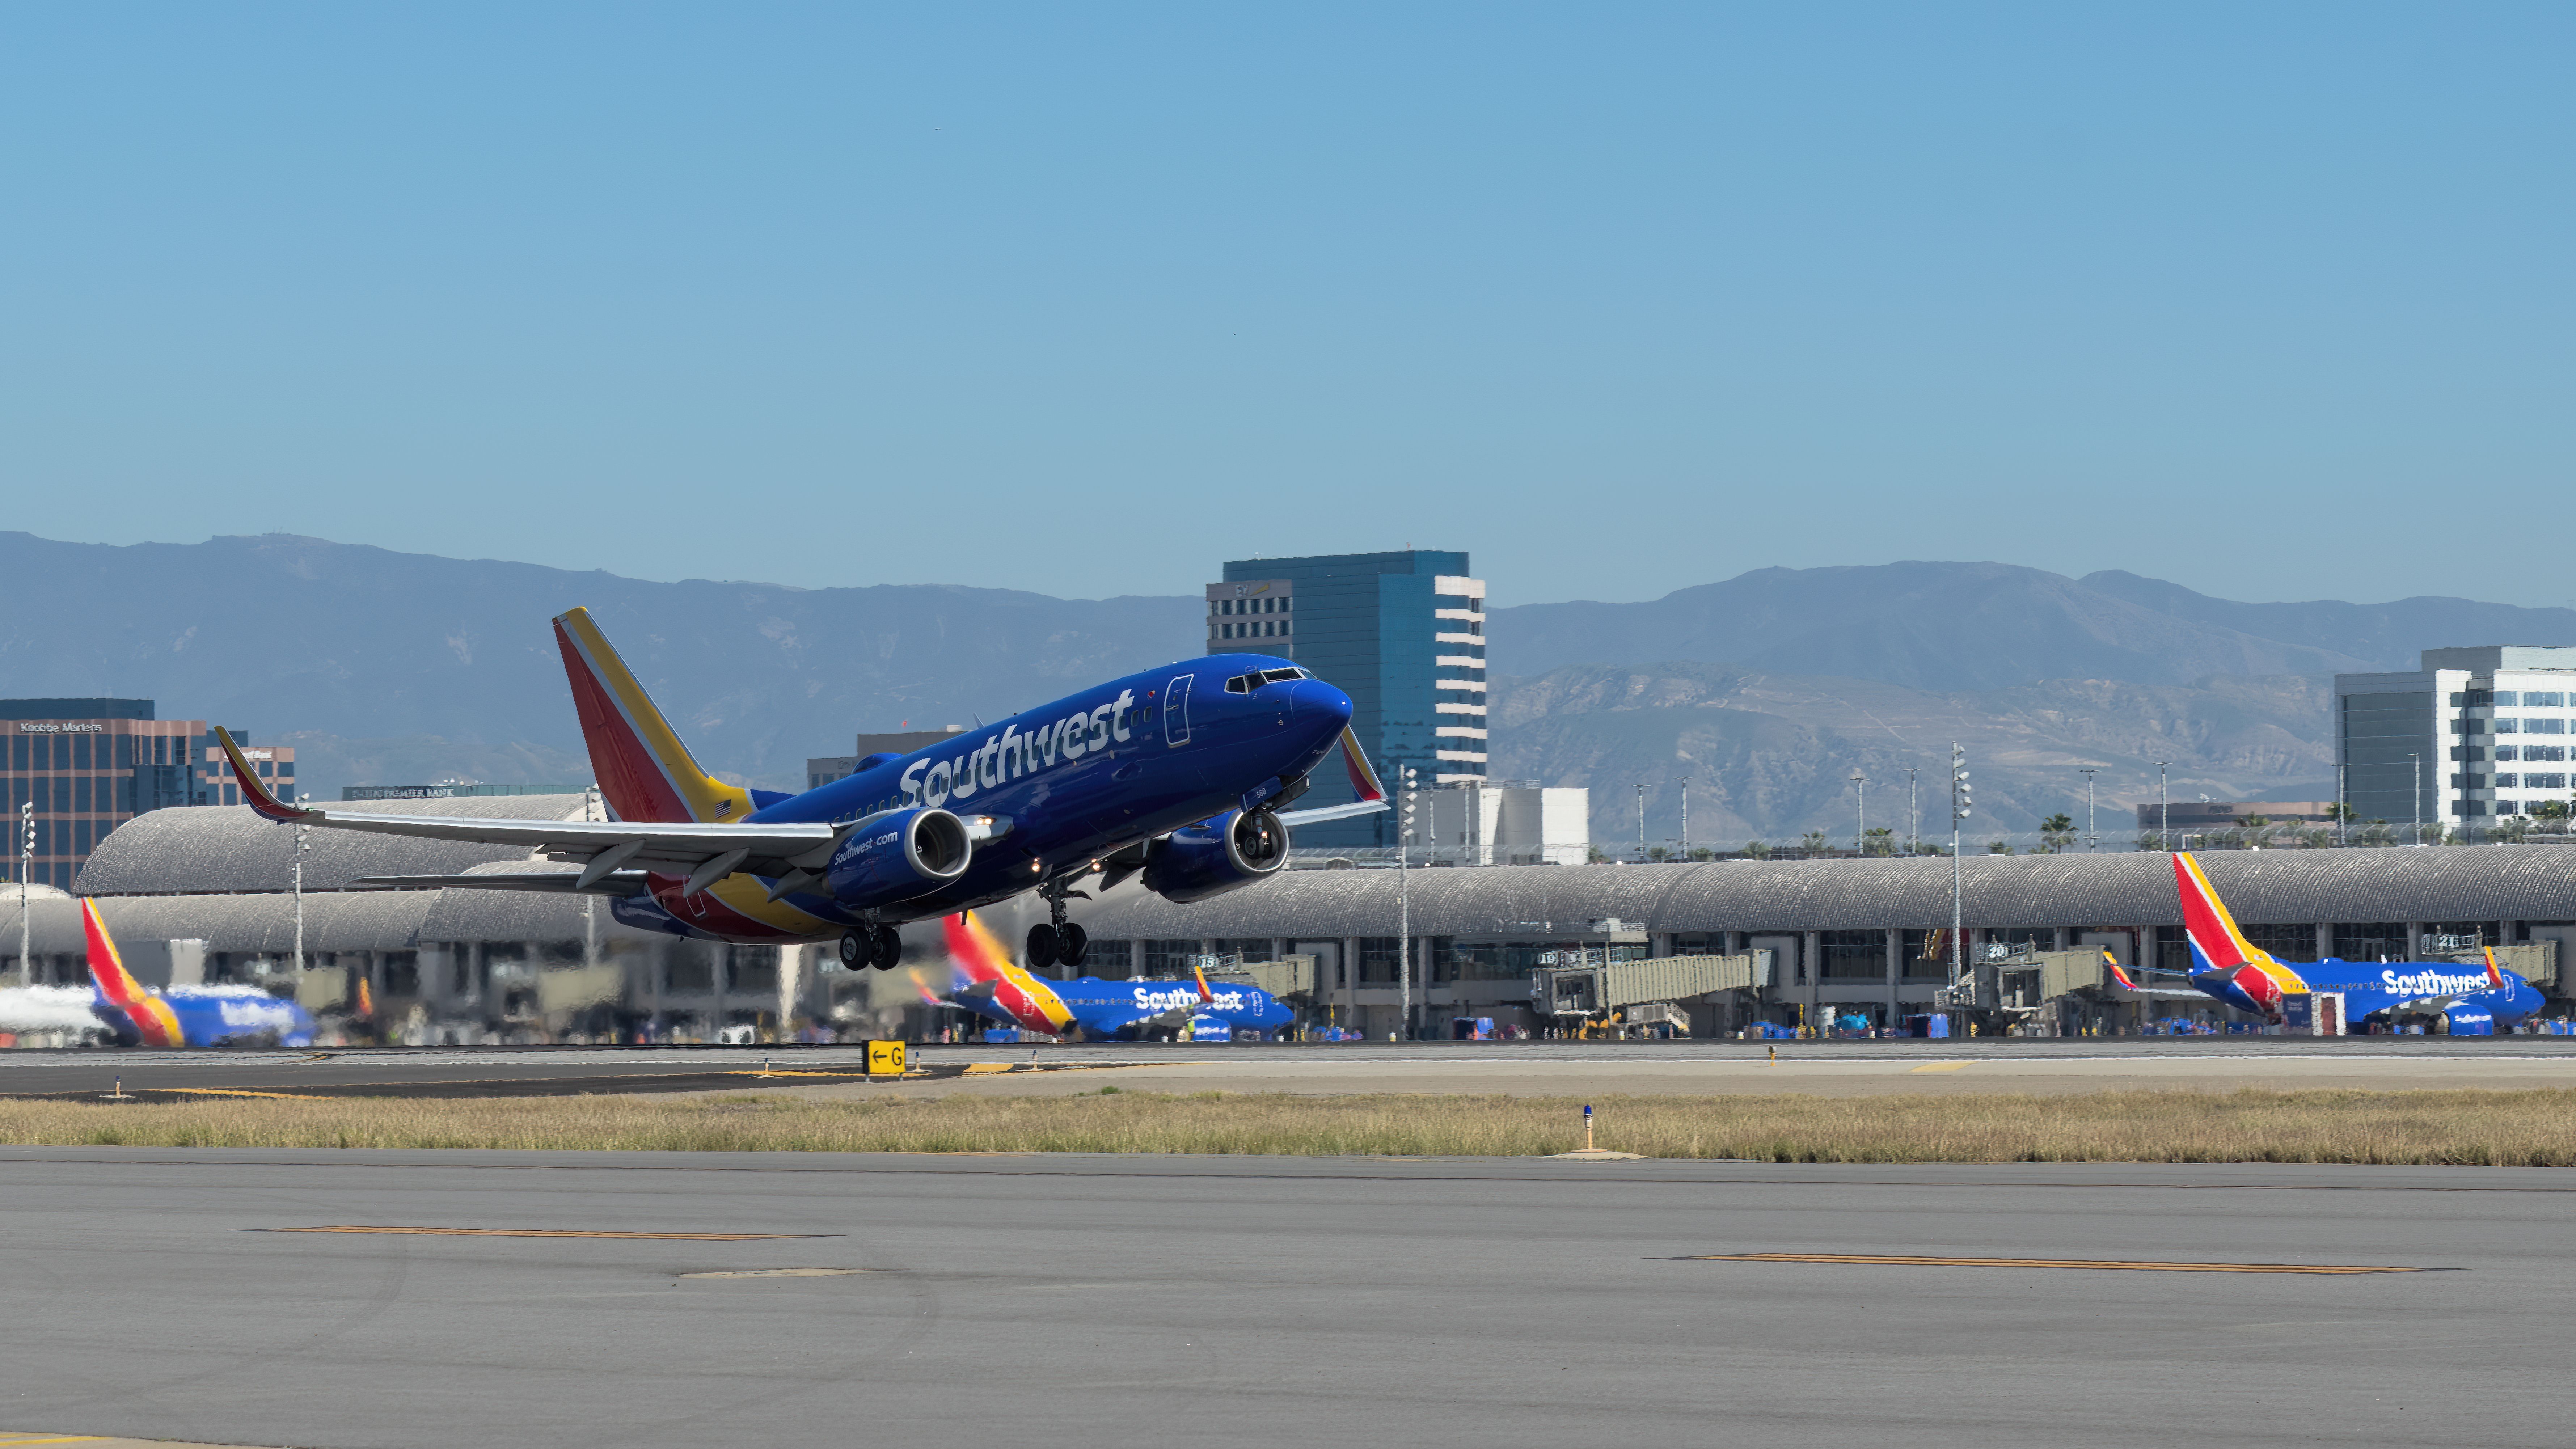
[355,871,654,897]
[215,727,842,894]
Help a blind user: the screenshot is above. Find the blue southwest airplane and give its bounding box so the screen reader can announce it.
[79,900,320,1048]
[922,912,1294,1041]
[216,607,1384,971]
[2102,852,2543,1034]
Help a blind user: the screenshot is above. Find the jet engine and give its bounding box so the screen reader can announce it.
[1141,808,1288,904]
[823,807,973,909]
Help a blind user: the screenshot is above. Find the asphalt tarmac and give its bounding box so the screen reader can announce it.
[1,1148,2568,1448]
[8,1038,2576,1101]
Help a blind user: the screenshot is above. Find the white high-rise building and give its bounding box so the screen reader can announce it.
[2336,646,2576,829]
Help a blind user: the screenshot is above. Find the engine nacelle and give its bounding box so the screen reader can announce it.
[1142,808,1288,904]
[824,807,972,909]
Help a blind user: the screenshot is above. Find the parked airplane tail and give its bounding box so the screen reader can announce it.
[942,912,1012,985]
[552,607,754,825]
[2102,949,2140,992]
[2172,852,2274,973]
[2485,947,2508,990]
[2171,851,2310,994]
[82,901,183,1047]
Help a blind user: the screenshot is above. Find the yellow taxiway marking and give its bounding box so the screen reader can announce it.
[161,1087,331,1100]
[269,1226,813,1240]
[728,1070,875,1079]
[960,1064,1023,1075]
[1686,1252,2424,1274]
[1908,1062,1970,1073]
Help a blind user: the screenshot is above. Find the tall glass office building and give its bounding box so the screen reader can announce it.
[1205,550,1486,848]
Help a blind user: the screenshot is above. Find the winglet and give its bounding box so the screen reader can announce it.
[1339,726,1386,803]
[1194,959,1215,1005]
[2102,948,2140,992]
[213,727,317,823]
[2485,946,2508,990]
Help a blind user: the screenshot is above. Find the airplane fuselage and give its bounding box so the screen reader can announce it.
[2191,958,2543,1032]
[944,975,1294,1040]
[612,653,1350,945]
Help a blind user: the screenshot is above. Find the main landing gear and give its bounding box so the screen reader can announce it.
[837,926,903,971]
[1025,880,1089,973]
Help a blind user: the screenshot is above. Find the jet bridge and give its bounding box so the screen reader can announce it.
[1529,952,1767,1019]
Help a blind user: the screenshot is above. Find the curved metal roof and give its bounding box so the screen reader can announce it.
[1067,846,2576,939]
[76,795,591,896]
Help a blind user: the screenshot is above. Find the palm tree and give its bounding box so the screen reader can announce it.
[2037,813,2076,853]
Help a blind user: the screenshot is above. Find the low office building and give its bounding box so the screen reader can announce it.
[4,698,297,888]
[2134,800,2336,834]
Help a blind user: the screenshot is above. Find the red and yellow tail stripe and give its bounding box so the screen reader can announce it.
[1339,726,1386,803]
[83,901,183,1048]
[2171,852,2308,994]
[2485,947,2509,990]
[553,607,756,826]
[2102,949,2140,991]
[942,912,1077,1035]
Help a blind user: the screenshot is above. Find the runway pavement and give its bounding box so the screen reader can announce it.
[0,1147,2568,1448]
[8,1038,2576,1101]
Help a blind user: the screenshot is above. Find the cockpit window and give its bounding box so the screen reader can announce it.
[1260,668,1305,684]
[1225,675,1251,694]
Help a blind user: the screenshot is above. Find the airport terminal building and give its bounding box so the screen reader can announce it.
[6,793,2573,1042]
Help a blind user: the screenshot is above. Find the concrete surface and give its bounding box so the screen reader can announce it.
[0,1147,2569,1448]
[12,1038,2576,1102]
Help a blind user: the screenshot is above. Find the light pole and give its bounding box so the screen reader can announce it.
[2408,754,2422,845]
[292,822,310,978]
[1950,744,1971,997]
[2079,768,2098,851]
[2157,761,2169,850]
[1907,767,1919,856]
[1398,765,1417,1040]
[2336,762,2347,847]
[1680,777,1689,860]
[1851,770,1866,856]
[16,802,30,986]
[1636,783,1646,862]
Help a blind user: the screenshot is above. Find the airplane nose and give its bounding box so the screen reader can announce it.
[1292,678,1353,729]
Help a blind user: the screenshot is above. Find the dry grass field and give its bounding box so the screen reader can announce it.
[6,1085,2576,1163]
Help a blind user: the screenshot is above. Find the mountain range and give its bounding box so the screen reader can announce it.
[5,532,2564,837]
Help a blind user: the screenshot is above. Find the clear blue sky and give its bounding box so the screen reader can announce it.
[3,5,2568,605]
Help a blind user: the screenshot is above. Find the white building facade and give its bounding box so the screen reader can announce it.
[2336,646,2576,829]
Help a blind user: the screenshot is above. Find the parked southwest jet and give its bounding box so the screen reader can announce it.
[217,607,1383,971]
[73,900,318,1047]
[2105,852,2543,1034]
[924,911,1293,1041]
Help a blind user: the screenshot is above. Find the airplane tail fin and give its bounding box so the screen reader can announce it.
[2485,946,2508,990]
[2102,948,2140,992]
[552,607,754,825]
[82,901,148,1009]
[1193,959,1215,1005]
[942,912,1012,984]
[2171,852,2275,974]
